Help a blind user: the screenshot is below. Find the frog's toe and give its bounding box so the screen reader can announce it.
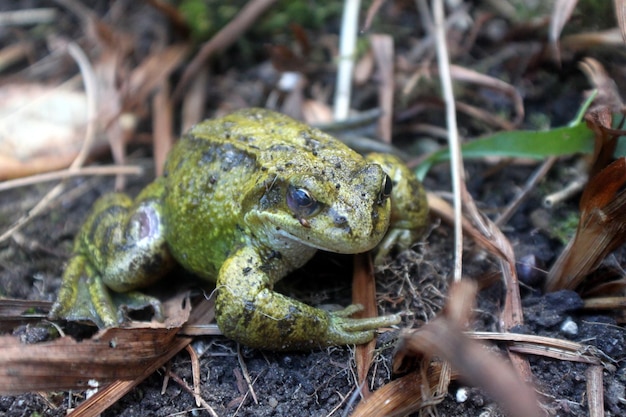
[332,304,364,318]
[331,329,377,346]
[113,291,164,322]
[336,314,401,332]
[328,311,400,345]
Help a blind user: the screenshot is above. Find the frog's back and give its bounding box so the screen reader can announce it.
[187,108,361,168]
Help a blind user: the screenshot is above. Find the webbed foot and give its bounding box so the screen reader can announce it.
[49,255,163,328]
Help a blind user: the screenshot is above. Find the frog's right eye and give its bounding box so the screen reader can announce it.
[287,185,320,220]
[378,174,393,204]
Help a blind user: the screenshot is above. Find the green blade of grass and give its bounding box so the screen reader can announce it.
[415,92,598,180]
[415,122,594,179]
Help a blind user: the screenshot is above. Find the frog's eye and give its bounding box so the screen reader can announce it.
[287,185,320,220]
[378,174,393,204]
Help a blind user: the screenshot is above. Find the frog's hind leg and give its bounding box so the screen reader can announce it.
[50,183,173,327]
[50,254,118,327]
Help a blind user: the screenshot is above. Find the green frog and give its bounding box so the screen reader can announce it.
[50,108,428,350]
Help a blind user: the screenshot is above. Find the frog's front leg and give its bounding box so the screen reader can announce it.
[366,153,429,263]
[215,246,400,350]
[50,182,173,327]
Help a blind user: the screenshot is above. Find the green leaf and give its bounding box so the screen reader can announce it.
[415,93,598,180]
[415,122,594,179]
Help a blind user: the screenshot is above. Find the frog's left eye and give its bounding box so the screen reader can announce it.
[378,174,393,204]
[287,185,320,220]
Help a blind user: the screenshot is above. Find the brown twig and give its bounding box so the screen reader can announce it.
[0,165,142,192]
[586,365,605,417]
[352,253,377,397]
[495,157,557,226]
[186,344,202,407]
[166,367,219,417]
[237,344,259,404]
[370,34,394,143]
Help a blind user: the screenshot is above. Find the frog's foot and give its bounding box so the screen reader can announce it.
[327,307,401,345]
[113,291,164,323]
[50,255,163,328]
[374,227,416,264]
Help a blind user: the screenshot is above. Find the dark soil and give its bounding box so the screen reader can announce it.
[2,1,626,417]
[2,161,625,416]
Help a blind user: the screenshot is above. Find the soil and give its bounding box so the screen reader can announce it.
[2,162,625,416]
[1,1,626,417]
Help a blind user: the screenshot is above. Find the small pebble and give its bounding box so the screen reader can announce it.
[456,387,468,403]
[560,317,578,335]
[268,396,279,408]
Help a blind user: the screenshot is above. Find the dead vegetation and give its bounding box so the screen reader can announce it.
[1,1,626,416]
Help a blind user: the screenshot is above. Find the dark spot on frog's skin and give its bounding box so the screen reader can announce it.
[259,251,282,273]
[193,140,257,171]
[333,215,349,228]
[336,183,340,190]
[269,144,294,153]
[277,306,299,337]
[100,225,116,254]
[370,208,380,231]
[88,204,127,241]
[268,250,282,261]
[237,135,260,144]
[302,132,321,149]
[199,149,215,165]
[241,300,256,327]
[242,267,252,275]
[335,163,342,170]
[209,175,218,184]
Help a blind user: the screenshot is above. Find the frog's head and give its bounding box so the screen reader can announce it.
[246,162,392,254]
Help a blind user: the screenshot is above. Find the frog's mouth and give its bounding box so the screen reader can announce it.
[272,218,384,255]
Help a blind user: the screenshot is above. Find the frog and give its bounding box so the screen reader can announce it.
[50,108,428,350]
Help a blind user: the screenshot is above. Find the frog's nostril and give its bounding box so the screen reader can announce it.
[334,215,348,227]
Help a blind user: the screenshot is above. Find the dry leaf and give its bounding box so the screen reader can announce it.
[546,106,626,292]
[550,0,578,42]
[0,84,106,180]
[354,281,541,417]
[546,157,626,292]
[352,253,378,396]
[0,291,192,394]
[0,326,182,394]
